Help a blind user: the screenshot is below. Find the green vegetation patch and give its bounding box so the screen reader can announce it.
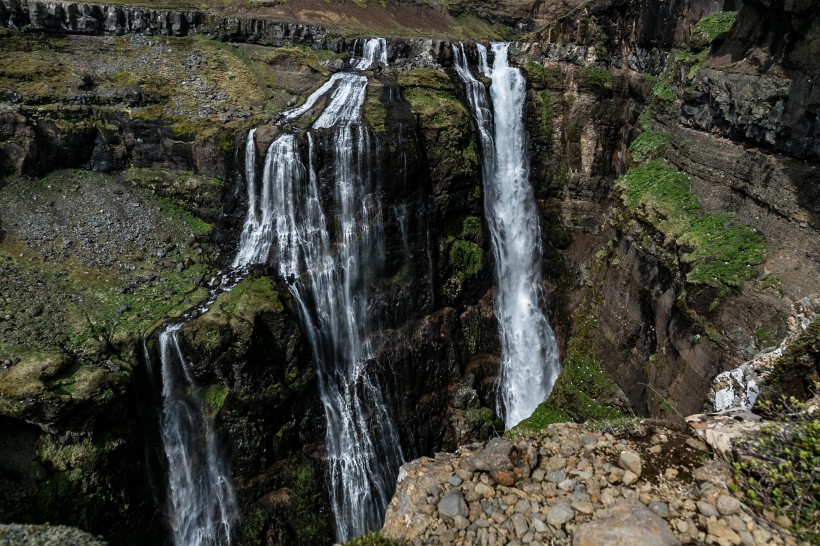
[616,161,701,238]
[652,74,676,103]
[0,169,216,377]
[679,213,765,289]
[577,66,613,91]
[514,311,624,435]
[285,464,330,544]
[399,68,479,183]
[537,91,559,138]
[201,384,229,418]
[733,395,819,543]
[441,215,486,283]
[523,61,563,90]
[363,83,387,133]
[627,130,670,165]
[616,161,765,299]
[691,11,737,51]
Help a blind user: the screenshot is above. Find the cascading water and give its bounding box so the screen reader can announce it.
[147,109,280,546]
[454,43,560,429]
[146,323,239,546]
[234,42,404,541]
[353,37,388,69]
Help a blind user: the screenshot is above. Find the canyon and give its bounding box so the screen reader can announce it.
[0,0,817,544]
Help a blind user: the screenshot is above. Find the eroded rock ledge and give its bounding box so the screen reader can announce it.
[381,421,803,546]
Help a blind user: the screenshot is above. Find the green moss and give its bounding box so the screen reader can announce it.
[538,91,558,138]
[515,310,624,435]
[400,67,479,184]
[691,11,737,51]
[616,161,765,301]
[652,79,676,102]
[680,213,765,290]
[441,216,486,283]
[513,404,572,433]
[637,108,652,132]
[616,161,702,238]
[201,384,229,418]
[627,130,670,165]
[285,464,330,544]
[523,61,563,90]
[239,507,269,546]
[363,85,387,133]
[448,240,484,281]
[578,66,612,91]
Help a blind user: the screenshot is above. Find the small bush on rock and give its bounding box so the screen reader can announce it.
[732,394,820,543]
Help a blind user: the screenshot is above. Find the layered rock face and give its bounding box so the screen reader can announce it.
[515,0,818,420]
[0,0,817,544]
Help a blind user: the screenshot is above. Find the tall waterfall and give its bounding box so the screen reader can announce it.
[147,323,238,546]
[234,45,404,541]
[454,43,560,429]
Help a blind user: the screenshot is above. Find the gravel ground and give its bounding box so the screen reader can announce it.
[382,421,805,546]
[0,524,106,546]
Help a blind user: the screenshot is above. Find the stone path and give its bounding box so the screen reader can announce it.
[381,421,805,546]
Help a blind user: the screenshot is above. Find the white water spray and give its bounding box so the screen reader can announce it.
[147,323,238,546]
[454,43,560,429]
[354,37,388,69]
[233,50,404,541]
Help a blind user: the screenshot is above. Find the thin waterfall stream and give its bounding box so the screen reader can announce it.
[454,43,560,429]
[234,37,403,542]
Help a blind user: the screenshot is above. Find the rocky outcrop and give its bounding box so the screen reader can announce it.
[682,0,819,160]
[381,421,797,545]
[166,275,330,545]
[0,524,107,545]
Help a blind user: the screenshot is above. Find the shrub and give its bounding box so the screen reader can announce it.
[733,394,820,542]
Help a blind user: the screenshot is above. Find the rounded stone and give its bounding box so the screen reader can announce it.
[438,489,469,518]
[618,451,642,476]
[717,495,742,515]
[573,499,681,546]
[546,503,574,527]
[696,500,720,518]
[622,470,639,486]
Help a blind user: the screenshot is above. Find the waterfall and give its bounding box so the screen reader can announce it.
[147,323,238,546]
[454,43,560,429]
[235,53,404,541]
[353,37,388,69]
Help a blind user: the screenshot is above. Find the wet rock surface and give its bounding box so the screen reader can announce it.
[382,421,802,546]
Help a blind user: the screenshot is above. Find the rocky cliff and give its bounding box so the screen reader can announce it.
[0,0,817,544]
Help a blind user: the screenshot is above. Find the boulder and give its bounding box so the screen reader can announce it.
[573,499,681,546]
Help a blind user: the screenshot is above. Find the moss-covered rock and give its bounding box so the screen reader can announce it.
[398,68,481,210]
[690,11,737,51]
[175,274,330,546]
[615,160,766,305]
